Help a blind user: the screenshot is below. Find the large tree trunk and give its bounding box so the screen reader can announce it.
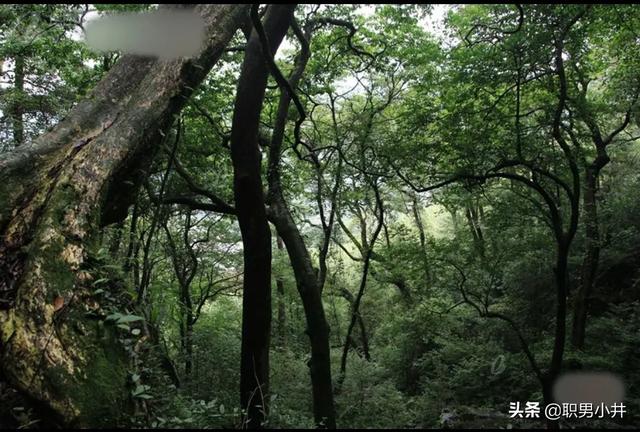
[0,4,248,426]
[230,5,295,428]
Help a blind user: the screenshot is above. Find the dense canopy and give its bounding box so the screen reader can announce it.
[0,4,639,429]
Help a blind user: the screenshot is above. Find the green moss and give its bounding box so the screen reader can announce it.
[0,311,17,344]
[0,163,29,228]
[35,235,76,303]
[45,322,130,427]
[74,325,130,427]
[28,190,83,300]
[11,171,135,426]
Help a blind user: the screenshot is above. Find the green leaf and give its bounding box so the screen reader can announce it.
[116,314,144,324]
[92,278,109,286]
[105,312,123,321]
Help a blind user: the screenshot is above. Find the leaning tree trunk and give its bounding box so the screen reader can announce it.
[270,204,337,429]
[0,4,248,426]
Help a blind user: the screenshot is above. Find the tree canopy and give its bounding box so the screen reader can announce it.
[0,3,639,430]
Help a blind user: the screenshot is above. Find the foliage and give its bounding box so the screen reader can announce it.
[1,3,639,429]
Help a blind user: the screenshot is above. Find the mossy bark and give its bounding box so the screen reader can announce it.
[0,4,248,426]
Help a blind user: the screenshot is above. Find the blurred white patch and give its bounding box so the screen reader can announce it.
[85,10,205,60]
[554,372,625,405]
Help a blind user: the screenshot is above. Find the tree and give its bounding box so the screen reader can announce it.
[565,5,640,349]
[229,4,296,428]
[2,4,639,430]
[0,5,103,150]
[0,4,248,425]
[390,5,592,426]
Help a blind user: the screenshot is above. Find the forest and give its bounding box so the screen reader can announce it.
[0,3,639,430]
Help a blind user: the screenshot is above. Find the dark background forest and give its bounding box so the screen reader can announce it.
[0,4,639,429]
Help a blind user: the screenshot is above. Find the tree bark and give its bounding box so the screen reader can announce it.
[0,4,248,426]
[270,205,337,428]
[230,5,295,428]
